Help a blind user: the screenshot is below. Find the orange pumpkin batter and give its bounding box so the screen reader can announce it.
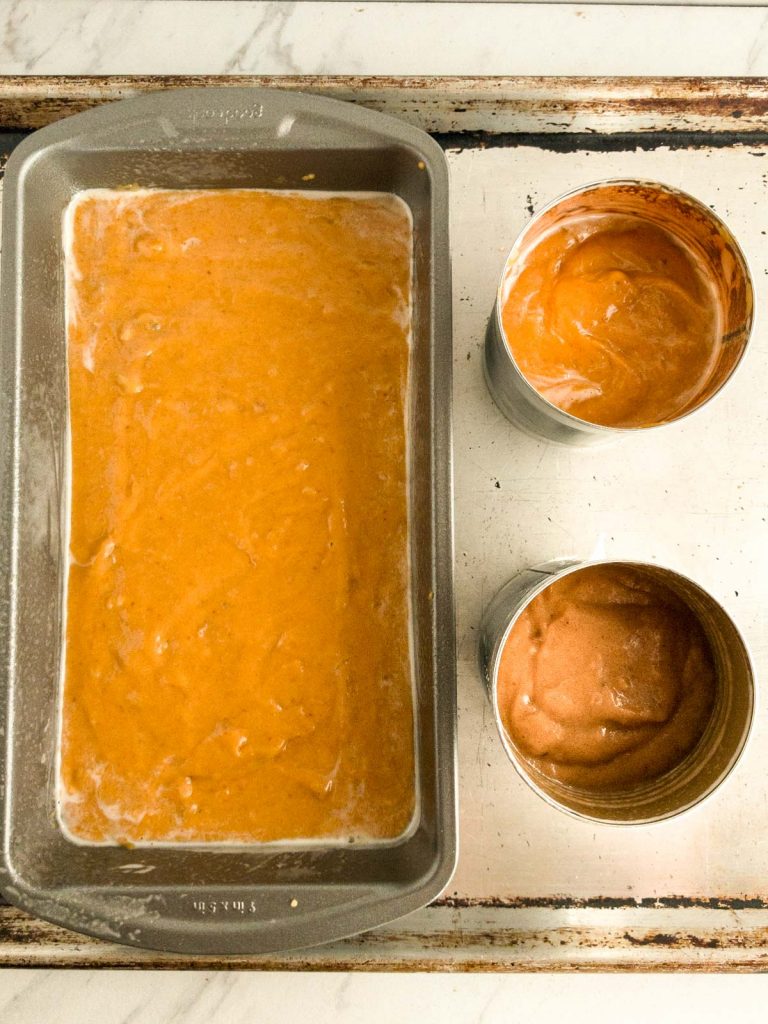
[497,564,717,791]
[60,188,415,844]
[501,213,723,428]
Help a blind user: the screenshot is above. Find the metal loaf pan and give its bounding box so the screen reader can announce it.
[0,87,456,955]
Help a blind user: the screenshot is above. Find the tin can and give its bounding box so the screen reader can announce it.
[484,179,754,445]
[479,559,755,825]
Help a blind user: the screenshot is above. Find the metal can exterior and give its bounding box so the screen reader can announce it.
[479,559,756,825]
[485,179,755,445]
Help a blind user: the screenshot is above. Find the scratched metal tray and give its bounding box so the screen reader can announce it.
[2,75,768,970]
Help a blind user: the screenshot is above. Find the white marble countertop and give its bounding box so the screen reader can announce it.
[3,0,768,1018]
[2,0,768,77]
[3,968,768,1022]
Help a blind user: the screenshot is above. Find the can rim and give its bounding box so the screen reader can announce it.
[494,177,756,437]
[487,557,757,826]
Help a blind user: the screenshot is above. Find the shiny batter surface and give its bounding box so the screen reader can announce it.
[61,188,415,843]
[501,214,722,428]
[497,565,717,791]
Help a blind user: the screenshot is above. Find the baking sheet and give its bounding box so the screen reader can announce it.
[2,76,768,969]
[450,139,768,899]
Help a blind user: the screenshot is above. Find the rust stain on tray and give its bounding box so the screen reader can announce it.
[434,894,768,911]
[622,930,768,950]
[3,902,768,971]
[1,75,768,132]
[435,130,768,154]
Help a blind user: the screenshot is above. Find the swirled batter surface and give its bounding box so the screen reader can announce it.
[61,188,415,843]
[501,213,722,428]
[497,565,717,791]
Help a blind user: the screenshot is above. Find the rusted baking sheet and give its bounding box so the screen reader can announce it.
[0,75,766,135]
[3,76,768,972]
[4,901,768,971]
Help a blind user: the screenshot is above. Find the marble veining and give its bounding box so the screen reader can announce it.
[3,0,768,1013]
[2,969,768,1022]
[4,1,768,76]
[220,2,301,75]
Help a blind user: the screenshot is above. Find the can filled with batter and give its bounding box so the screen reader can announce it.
[479,559,755,824]
[484,179,754,445]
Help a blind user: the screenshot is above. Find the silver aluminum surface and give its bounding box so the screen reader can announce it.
[447,134,768,947]
[2,76,768,970]
[479,560,755,825]
[0,87,457,956]
[484,179,754,445]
